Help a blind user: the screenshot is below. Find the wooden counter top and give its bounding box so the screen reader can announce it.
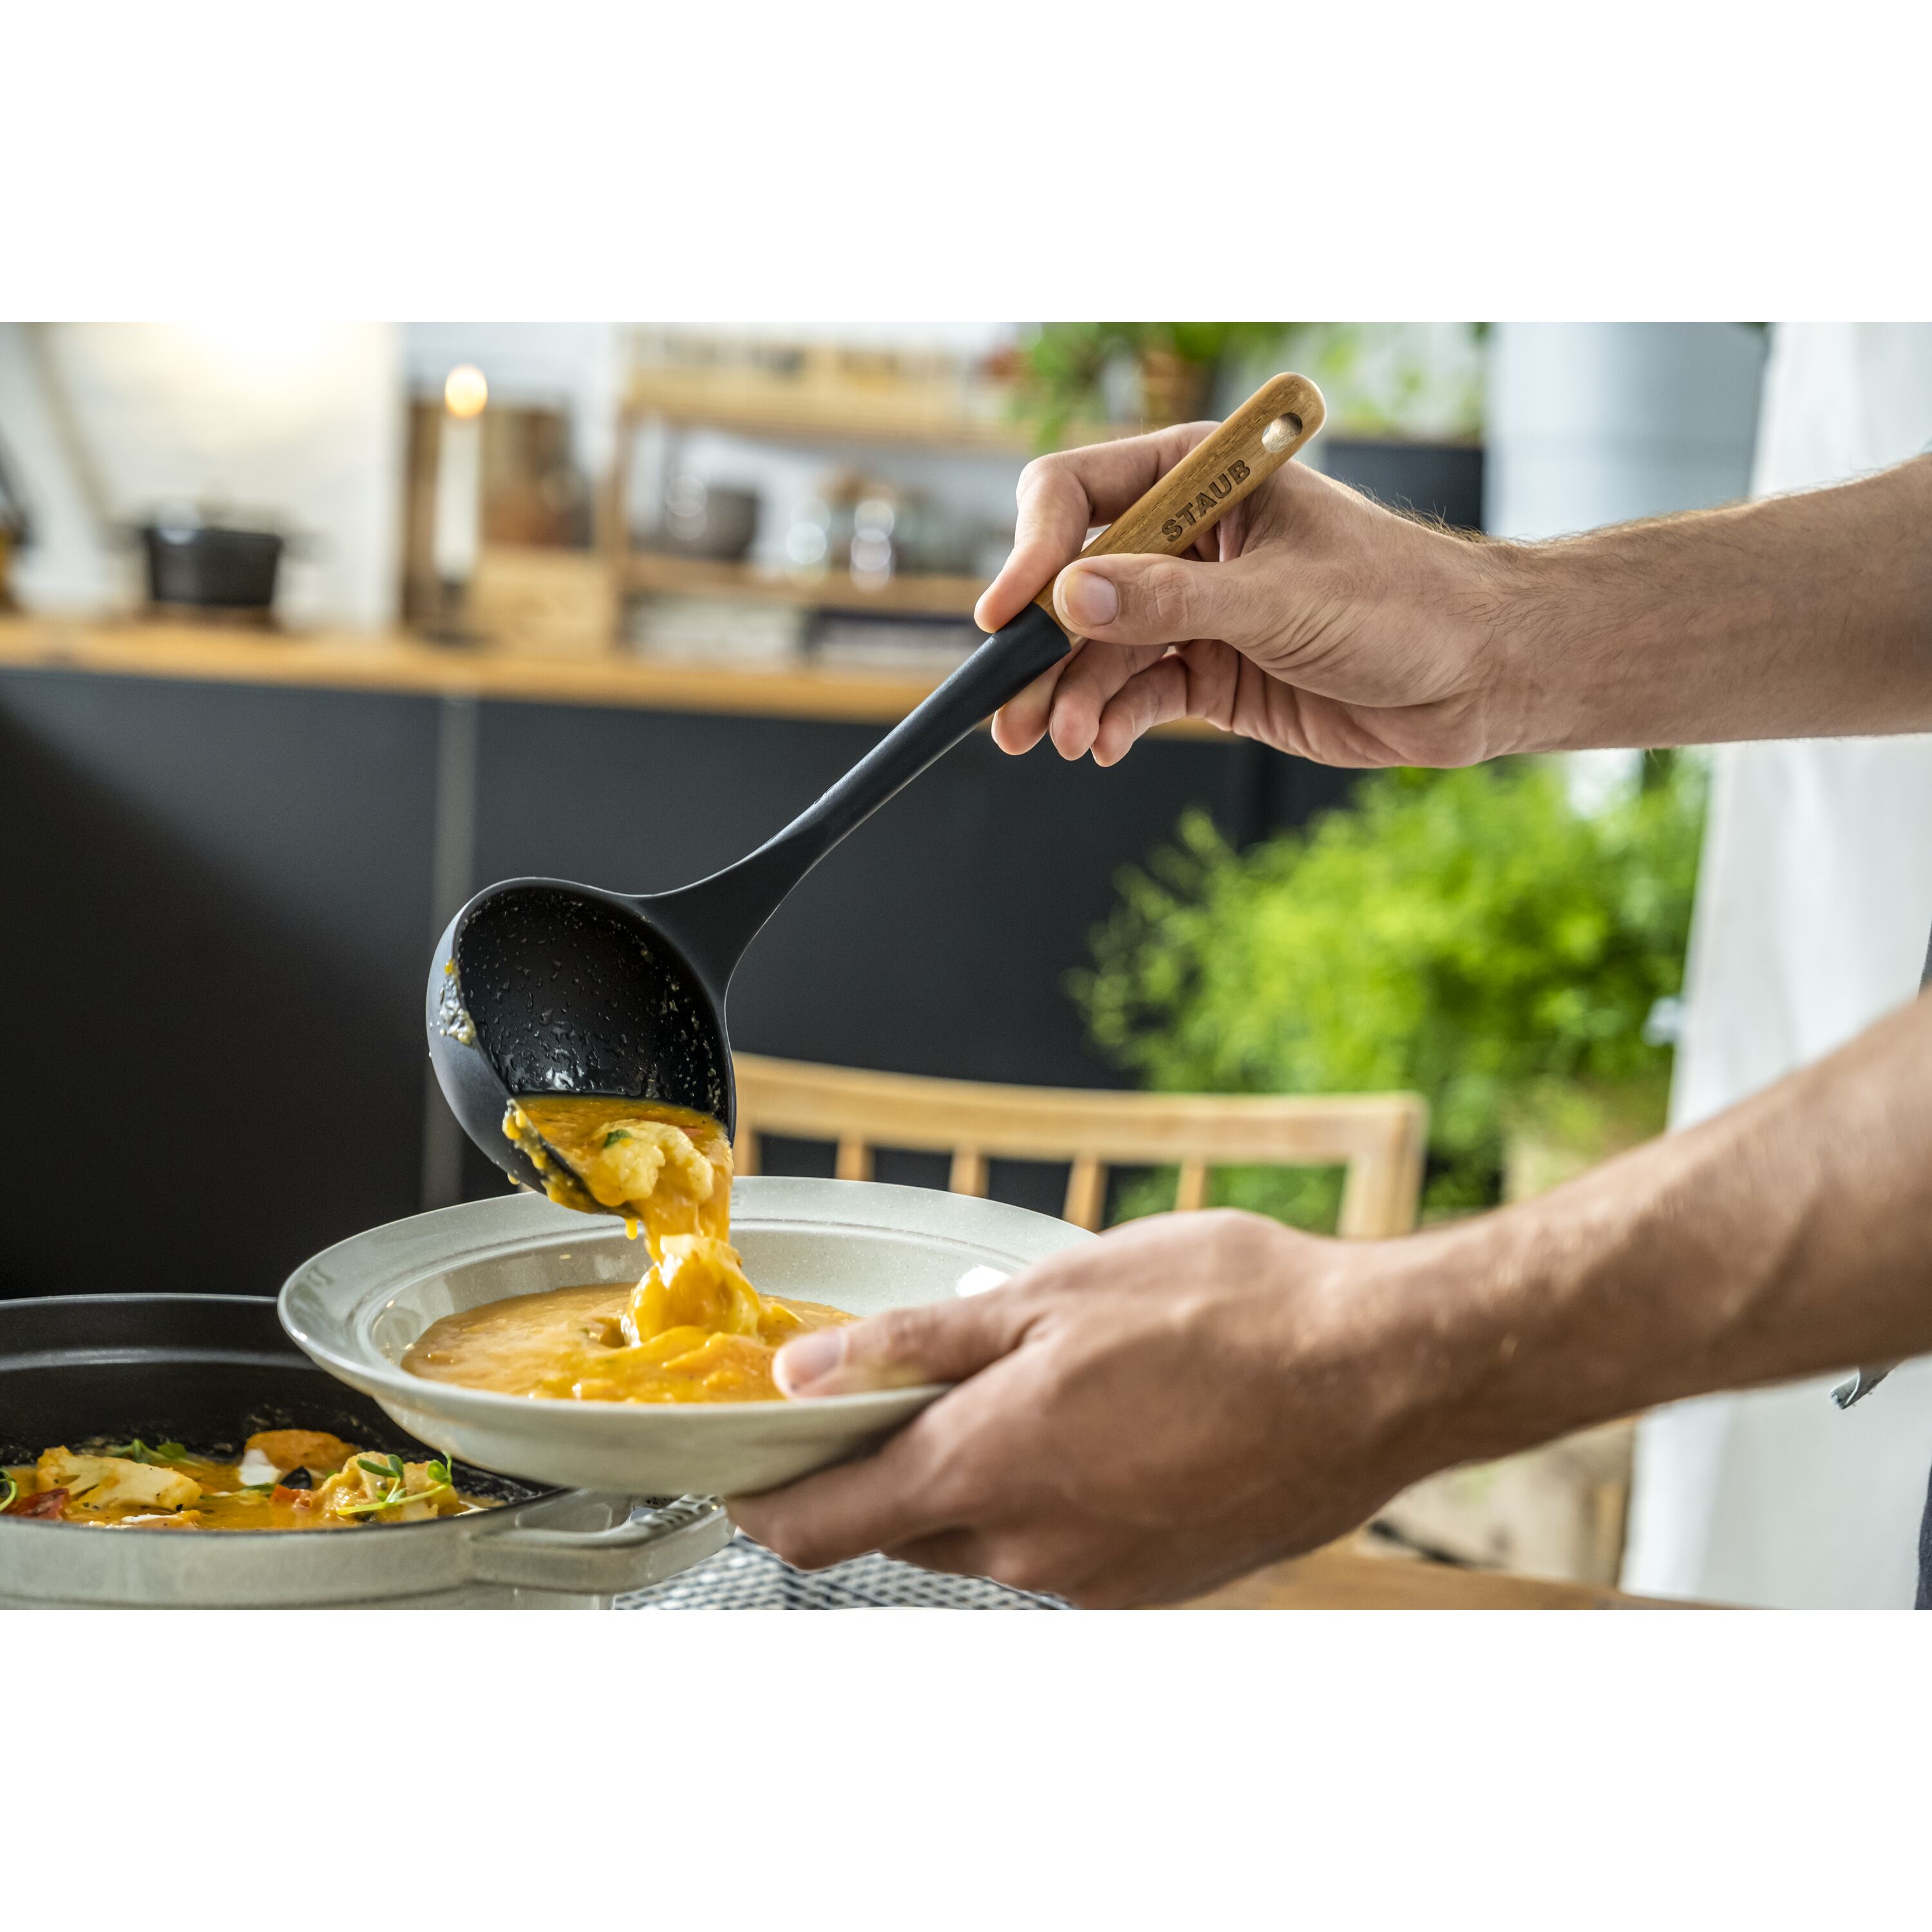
[1186,1539,1704,1610]
[0,613,1222,736]
[0,614,951,724]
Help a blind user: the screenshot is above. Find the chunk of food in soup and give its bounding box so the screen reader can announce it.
[0,1430,495,1531]
[504,1095,731,1247]
[425,1094,857,1403]
[241,1429,357,1481]
[310,1452,473,1524]
[37,1446,200,1513]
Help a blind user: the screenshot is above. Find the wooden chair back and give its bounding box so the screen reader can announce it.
[732,1054,1428,1239]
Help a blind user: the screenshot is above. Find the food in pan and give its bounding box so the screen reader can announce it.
[403,1094,857,1404]
[0,1429,495,1530]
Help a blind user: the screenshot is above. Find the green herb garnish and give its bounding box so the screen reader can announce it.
[336,1452,454,1519]
[106,1439,189,1466]
[337,1475,454,1517]
[0,1473,17,1511]
[603,1129,631,1147]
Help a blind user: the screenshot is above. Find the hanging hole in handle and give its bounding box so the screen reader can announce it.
[1261,413,1302,455]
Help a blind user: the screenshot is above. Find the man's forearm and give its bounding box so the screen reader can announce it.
[1485,455,1932,756]
[1387,990,1932,1469]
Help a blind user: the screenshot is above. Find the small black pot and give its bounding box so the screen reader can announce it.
[140,522,285,611]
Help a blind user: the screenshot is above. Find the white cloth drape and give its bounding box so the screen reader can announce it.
[1620,325,1932,1608]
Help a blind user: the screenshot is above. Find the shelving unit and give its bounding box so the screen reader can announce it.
[608,334,1155,632]
[621,354,1032,454]
[621,548,986,619]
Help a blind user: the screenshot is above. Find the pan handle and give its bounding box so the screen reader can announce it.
[466,1494,730,1595]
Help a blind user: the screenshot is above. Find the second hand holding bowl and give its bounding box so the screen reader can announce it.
[427,375,1327,1197]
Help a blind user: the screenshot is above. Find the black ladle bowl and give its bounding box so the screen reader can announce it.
[428,376,1324,1198]
[426,608,1068,1176]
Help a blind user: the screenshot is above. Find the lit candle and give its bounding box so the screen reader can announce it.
[432,363,488,585]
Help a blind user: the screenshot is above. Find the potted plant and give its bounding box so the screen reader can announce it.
[1072,753,1706,1229]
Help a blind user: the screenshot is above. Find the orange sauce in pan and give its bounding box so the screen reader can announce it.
[0,1430,493,1531]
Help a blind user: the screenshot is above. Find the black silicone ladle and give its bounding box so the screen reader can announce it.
[428,374,1325,1200]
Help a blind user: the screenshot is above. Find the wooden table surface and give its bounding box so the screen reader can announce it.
[1184,1538,1701,1609]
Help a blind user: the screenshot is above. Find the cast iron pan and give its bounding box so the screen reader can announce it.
[0,1294,545,1510]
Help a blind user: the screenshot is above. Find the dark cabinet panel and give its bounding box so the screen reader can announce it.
[1321,439,1486,533]
[466,703,1352,1209]
[1,669,1353,1291]
[0,670,440,1300]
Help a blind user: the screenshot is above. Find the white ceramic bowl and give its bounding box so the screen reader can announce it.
[280,1177,1092,1498]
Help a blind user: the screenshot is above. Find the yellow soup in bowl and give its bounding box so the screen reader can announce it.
[403,1095,857,1405]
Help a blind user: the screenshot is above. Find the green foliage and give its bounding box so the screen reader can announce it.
[1110,1159,1347,1236]
[104,1439,189,1465]
[1012,321,1486,450]
[1264,323,1485,441]
[1013,323,1291,449]
[1074,757,1705,1227]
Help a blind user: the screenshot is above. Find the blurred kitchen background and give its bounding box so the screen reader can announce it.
[4,319,1929,1607]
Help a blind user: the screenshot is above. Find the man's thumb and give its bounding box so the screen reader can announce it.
[1052,551,1258,650]
[773,1290,1030,1397]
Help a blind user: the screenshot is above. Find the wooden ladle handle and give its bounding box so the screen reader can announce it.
[1035,371,1326,619]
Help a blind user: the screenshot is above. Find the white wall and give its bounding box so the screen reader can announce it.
[1485,323,1768,808]
[1484,323,1765,540]
[0,322,404,629]
[402,321,623,483]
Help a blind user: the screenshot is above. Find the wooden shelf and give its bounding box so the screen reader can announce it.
[624,551,986,619]
[0,614,945,723]
[0,612,1220,739]
[621,363,1159,458]
[623,364,1033,455]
